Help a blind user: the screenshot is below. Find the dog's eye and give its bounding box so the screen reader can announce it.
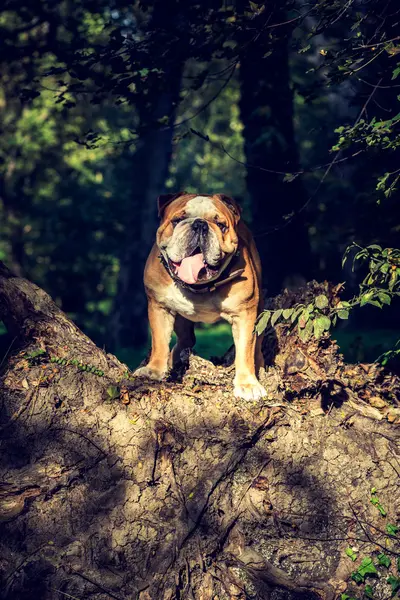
[171,217,183,227]
[217,222,228,233]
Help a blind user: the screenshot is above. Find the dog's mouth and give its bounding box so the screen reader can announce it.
[169,248,220,285]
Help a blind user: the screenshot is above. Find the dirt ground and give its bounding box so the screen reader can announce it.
[0,268,399,600]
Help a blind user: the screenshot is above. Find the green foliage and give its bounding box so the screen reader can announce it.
[351,557,378,584]
[50,356,104,376]
[379,340,400,368]
[370,489,387,517]
[25,348,46,365]
[256,244,400,358]
[346,547,358,561]
[387,524,400,537]
[106,386,120,401]
[364,584,374,598]
[377,553,391,568]
[387,575,400,597]
[344,490,400,600]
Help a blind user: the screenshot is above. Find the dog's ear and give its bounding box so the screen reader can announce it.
[157,191,187,218]
[217,194,242,220]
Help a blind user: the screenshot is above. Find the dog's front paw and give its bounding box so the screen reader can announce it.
[133,365,167,381]
[234,378,267,401]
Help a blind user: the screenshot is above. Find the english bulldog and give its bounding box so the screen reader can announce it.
[134,192,267,400]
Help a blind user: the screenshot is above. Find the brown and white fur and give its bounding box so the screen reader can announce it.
[133,192,266,401]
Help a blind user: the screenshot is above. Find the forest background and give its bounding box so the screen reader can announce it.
[1,0,399,369]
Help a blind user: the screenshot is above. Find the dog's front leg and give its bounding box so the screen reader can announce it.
[232,311,267,401]
[134,298,174,381]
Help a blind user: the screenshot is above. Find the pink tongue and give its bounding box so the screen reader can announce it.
[176,253,205,284]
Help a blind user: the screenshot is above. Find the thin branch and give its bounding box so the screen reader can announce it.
[255,78,383,237]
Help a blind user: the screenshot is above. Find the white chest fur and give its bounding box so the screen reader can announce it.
[157,282,222,324]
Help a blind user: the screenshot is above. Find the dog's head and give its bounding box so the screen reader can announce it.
[156,192,242,285]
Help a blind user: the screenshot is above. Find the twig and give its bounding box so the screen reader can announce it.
[53,590,82,600]
[0,336,17,371]
[53,427,107,457]
[255,77,383,237]
[71,569,126,600]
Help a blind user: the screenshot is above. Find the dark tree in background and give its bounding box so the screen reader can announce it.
[238,4,313,294]
[109,0,185,349]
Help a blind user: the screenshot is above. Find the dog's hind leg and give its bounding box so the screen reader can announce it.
[171,314,196,366]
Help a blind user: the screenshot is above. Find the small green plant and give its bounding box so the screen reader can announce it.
[255,244,400,360]
[377,553,391,568]
[379,340,400,368]
[106,385,120,401]
[346,547,358,561]
[351,557,378,584]
[387,575,400,597]
[387,524,400,537]
[343,489,400,599]
[49,356,104,376]
[370,488,387,517]
[26,348,46,365]
[364,584,374,599]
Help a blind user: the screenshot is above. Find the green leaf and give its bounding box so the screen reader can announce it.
[271,309,283,327]
[314,315,331,339]
[291,305,304,323]
[392,64,400,80]
[360,291,374,307]
[377,553,391,568]
[387,575,400,597]
[397,556,400,573]
[315,294,329,309]
[378,292,391,305]
[337,308,350,320]
[345,547,358,561]
[358,557,378,578]
[351,570,364,584]
[370,495,387,516]
[107,386,119,400]
[367,244,382,253]
[386,523,399,536]
[255,311,271,335]
[283,308,293,319]
[298,317,313,342]
[364,584,374,598]
[298,44,311,54]
[298,310,310,328]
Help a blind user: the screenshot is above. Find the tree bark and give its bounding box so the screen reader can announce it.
[239,10,314,295]
[0,263,399,600]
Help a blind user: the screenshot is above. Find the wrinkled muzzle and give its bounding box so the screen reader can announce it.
[163,218,223,285]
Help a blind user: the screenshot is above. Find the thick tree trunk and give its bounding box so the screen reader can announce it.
[0,263,399,600]
[109,0,185,351]
[108,115,178,350]
[239,13,313,296]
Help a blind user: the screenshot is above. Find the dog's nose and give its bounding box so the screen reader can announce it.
[192,219,208,235]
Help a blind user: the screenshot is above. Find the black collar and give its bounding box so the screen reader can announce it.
[159,249,245,294]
